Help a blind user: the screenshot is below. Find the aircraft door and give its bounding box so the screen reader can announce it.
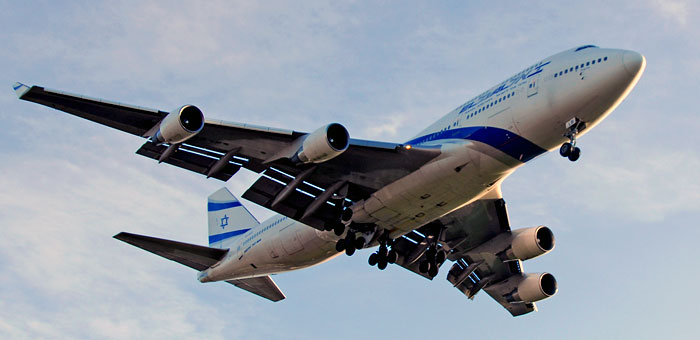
[527,74,540,97]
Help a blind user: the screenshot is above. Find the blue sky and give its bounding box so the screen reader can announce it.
[1,1,699,339]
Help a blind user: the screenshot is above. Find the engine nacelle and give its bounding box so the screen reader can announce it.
[153,105,204,144]
[294,123,349,163]
[503,226,555,261]
[508,273,558,303]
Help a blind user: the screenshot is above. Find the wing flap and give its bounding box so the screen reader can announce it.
[136,142,240,182]
[114,232,228,271]
[226,276,286,302]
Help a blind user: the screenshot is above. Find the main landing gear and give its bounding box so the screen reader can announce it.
[418,246,446,278]
[560,118,586,162]
[334,228,365,256]
[368,232,397,270]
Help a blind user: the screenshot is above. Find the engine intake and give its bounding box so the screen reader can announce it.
[294,123,350,163]
[507,273,558,303]
[153,105,204,144]
[504,226,555,261]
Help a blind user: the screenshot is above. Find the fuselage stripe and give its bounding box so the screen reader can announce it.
[405,126,547,162]
[208,201,242,211]
[209,228,251,244]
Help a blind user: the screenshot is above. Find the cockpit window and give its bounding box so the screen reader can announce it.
[575,45,599,52]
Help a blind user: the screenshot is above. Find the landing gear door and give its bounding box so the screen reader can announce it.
[527,74,540,97]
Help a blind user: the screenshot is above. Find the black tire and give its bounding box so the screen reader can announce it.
[341,208,353,222]
[568,147,581,162]
[354,237,365,250]
[419,260,429,273]
[436,249,446,264]
[387,249,397,264]
[560,143,572,157]
[335,239,346,252]
[368,253,378,266]
[333,223,345,236]
[428,264,439,278]
[378,260,388,270]
[346,246,356,256]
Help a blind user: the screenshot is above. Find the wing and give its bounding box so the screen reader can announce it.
[390,188,542,316]
[16,83,441,229]
[226,276,286,302]
[114,232,285,301]
[114,232,227,271]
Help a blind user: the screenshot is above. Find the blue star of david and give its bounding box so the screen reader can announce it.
[220,214,229,229]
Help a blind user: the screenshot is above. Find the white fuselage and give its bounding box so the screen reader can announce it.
[199,46,645,283]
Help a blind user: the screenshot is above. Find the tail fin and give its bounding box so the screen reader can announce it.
[208,187,259,248]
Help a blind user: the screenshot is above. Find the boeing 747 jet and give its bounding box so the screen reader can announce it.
[15,45,645,316]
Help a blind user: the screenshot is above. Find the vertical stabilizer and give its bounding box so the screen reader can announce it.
[208,187,259,248]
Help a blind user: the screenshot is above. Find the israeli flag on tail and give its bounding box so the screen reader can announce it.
[208,187,259,248]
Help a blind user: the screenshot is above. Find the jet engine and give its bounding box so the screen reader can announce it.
[507,273,558,303]
[294,123,350,163]
[502,226,555,261]
[152,105,205,144]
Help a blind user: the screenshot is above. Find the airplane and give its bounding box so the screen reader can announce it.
[14,45,645,316]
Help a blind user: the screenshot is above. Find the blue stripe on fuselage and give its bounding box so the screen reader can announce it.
[404,126,546,162]
[209,228,251,244]
[208,201,242,211]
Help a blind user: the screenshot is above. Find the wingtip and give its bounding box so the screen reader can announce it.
[13,82,30,98]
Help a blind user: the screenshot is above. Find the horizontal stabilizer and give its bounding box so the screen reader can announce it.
[226,276,286,302]
[114,232,227,271]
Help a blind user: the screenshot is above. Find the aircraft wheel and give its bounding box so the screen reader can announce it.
[560,143,572,157]
[436,249,446,264]
[341,208,353,222]
[335,239,346,252]
[345,245,356,256]
[387,249,397,264]
[354,236,366,250]
[368,253,378,266]
[419,260,429,273]
[568,147,581,162]
[428,264,439,278]
[333,223,345,236]
[378,259,388,270]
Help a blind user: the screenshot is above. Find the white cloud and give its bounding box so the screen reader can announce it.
[649,0,690,26]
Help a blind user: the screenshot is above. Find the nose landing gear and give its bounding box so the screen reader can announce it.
[560,118,586,162]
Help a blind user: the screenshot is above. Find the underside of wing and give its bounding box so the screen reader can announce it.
[114,232,227,271]
[16,83,441,231]
[388,190,557,317]
[226,276,286,302]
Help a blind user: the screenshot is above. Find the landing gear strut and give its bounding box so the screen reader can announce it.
[368,231,396,270]
[560,118,586,162]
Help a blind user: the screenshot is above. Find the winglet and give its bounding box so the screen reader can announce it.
[13,82,31,98]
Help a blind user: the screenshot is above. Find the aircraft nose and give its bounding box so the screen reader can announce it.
[622,50,646,77]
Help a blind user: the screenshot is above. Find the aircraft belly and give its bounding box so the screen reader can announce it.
[205,225,340,281]
[354,143,516,237]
